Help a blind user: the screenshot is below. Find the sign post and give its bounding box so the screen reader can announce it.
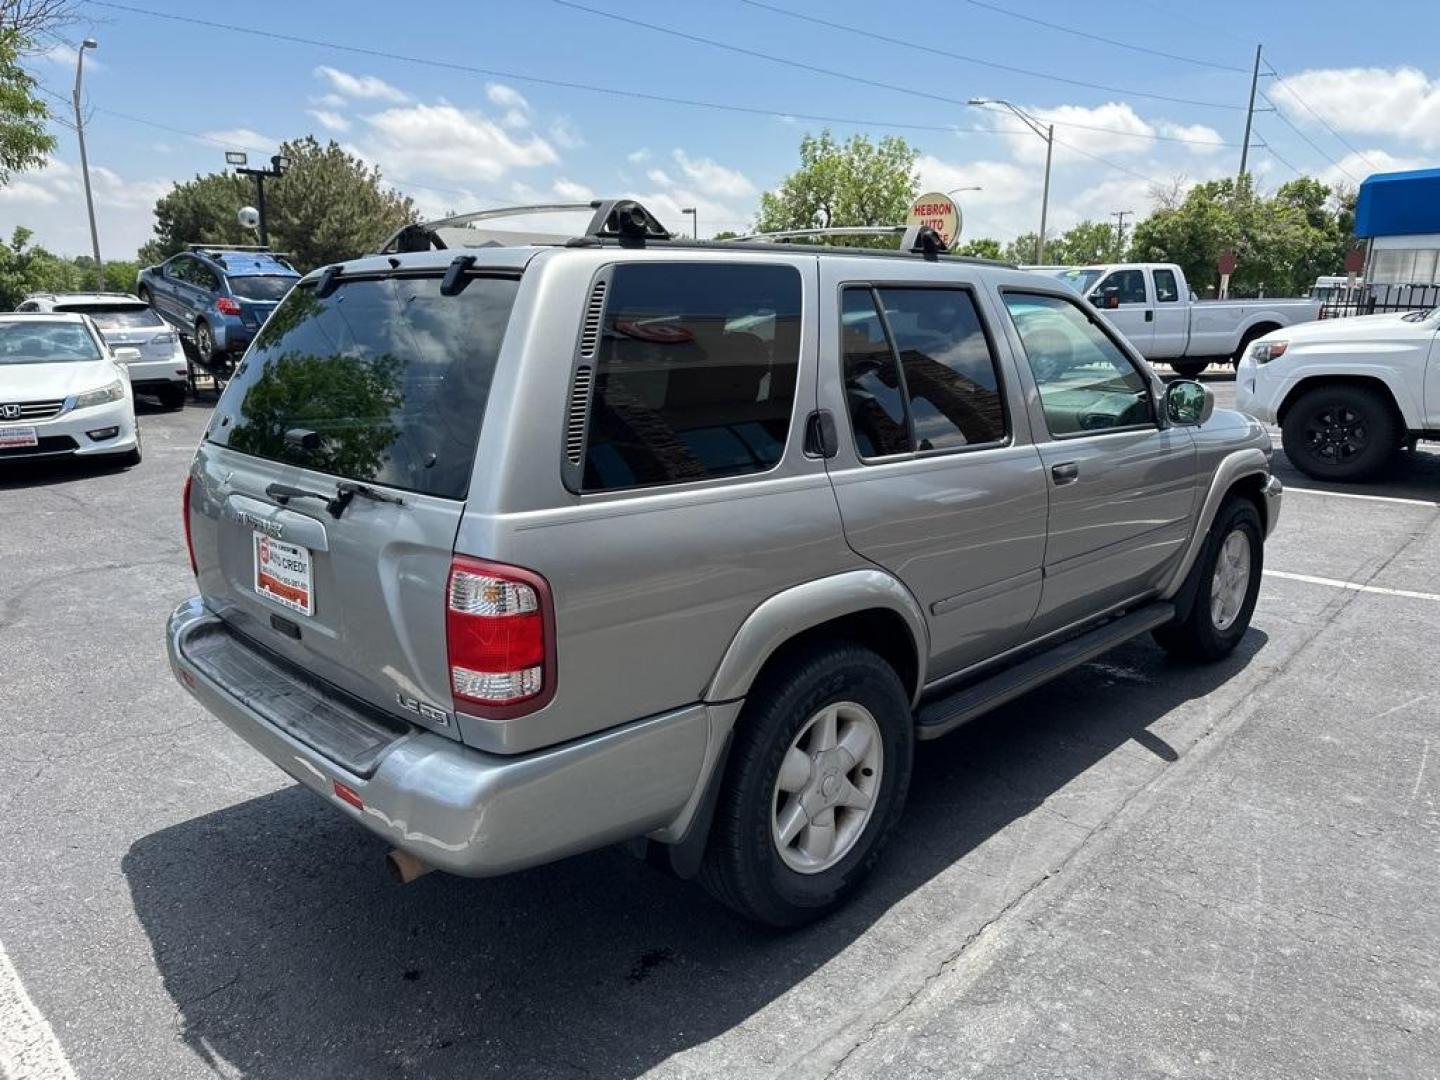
[1217,250,1237,300]
[906,192,963,250]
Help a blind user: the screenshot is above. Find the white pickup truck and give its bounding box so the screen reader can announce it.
[1237,305,1440,481]
[1032,262,1322,378]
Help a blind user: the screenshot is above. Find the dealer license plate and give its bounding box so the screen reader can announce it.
[253,531,314,616]
[0,425,38,449]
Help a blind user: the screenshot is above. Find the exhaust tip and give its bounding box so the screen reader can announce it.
[386,848,435,885]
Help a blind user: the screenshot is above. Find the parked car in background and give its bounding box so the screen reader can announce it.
[136,247,300,373]
[1032,262,1322,378]
[16,292,189,409]
[0,312,141,466]
[167,200,1282,927]
[1237,306,1440,481]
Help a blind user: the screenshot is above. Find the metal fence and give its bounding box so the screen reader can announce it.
[1316,282,1440,320]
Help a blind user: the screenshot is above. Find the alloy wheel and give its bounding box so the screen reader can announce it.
[1210,528,1252,631]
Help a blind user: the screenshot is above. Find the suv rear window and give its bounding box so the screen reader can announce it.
[229,275,298,302]
[55,303,164,329]
[206,274,519,500]
[582,263,802,491]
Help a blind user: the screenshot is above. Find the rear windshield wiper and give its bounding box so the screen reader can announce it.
[266,480,403,519]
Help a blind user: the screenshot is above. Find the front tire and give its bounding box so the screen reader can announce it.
[699,643,913,927]
[195,321,217,368]
[1280,384,1399,481]
[1154,497,1262,661]
[1170,359,1208,379]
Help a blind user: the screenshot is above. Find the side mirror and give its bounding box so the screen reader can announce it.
[1164,379,1214,427]
[113,346,143,364]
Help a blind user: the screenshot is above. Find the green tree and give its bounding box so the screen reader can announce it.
[0,27,54,183]
[956,237,1002,260]
[754,131,918,247]
[0,226,81,307]
[141,136,417,271]
[1048,220,1125,265]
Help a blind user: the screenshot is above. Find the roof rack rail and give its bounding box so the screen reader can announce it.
[377,198,674,253]
[728,226,907,243]
[186,243,275,253]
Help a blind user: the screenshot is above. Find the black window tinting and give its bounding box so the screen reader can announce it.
[582,263,801,491]
[842,287,911,458]
[877,288,1006,450]
[206,275,519,499]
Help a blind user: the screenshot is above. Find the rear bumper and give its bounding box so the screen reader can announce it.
[125,354,189,388]
[166,597,711,877]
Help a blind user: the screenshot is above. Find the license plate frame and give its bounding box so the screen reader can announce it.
[252,531,314,616]
[0,425,38,449]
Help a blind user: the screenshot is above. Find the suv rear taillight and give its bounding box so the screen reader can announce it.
[182,474,197,576]
[216,297,241,316]
[446,557,555,716]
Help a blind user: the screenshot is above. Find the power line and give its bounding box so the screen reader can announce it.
[83,0,1240,154]
[1253,135,1304,178]
[959,0,1248,73]
[1263,61,1380,174]
[1259,91,1357,182]
[624,0,1246,111]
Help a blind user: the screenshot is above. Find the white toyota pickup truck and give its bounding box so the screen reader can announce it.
[1237,305,1440,481]
[1034,262,1322,378]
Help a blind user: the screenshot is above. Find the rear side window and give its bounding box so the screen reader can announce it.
[229,275,298,302]
[207,274,519,499]
[581,263,801,491]
[56,304,164,329]
[842,285,1008,458]
[1153,268,1179,303]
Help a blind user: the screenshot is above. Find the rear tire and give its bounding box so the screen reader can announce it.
[1280,384,1399,481]
[1170,359,1208,379]
[137,286,152,306]
[1154,497,1262,662]
[699,643,913,927]
[156,384,187,411]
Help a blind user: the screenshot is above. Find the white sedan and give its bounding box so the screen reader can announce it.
[0,312,141,467]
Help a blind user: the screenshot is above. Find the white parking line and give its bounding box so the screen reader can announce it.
[1283,486,1440,508]
[1264,569,1440,603]
[0,939,76,1080]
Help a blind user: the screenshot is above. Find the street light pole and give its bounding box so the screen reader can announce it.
[681,206,697,238]
[230,153,290,247]
[969,98,1054,264]
[72,38,103,290]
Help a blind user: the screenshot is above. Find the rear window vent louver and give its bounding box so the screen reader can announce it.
[565,365,594,466]
[579,280,606,358]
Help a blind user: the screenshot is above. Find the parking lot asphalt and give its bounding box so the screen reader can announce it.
[2,376,1437,1079]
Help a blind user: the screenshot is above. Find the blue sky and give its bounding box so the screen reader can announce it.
[11,0,1440,258]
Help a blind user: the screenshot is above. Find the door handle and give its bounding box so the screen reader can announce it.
[1051,462,1079,485]
[1145,310,1154,322]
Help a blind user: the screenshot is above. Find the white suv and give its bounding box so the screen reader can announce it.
[18,292,189,409]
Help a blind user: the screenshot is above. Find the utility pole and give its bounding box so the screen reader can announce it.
[1111,210,1133,256]
[72,38,103,290]
[1237,43,1262,185]
[969,99,1053,264]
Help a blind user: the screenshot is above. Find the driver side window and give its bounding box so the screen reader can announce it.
[1003,292,1153,436]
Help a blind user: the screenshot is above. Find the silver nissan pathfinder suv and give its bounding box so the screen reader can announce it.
[167,200,1281,926]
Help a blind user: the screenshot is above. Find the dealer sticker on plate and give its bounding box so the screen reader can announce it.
[0,425,38,449]
[253,531,314,616]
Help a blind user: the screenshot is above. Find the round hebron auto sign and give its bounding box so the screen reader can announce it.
[907,192,963,249]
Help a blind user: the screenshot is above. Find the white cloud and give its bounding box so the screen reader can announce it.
[36,42,103,71]
[647,168,674,187]
[307,109,350,133]
[916,155,1038,209]
[1158,122,1226,155]
[548,116,585,150]
[201,128,280,155]
[314,65,409,104]
[1272,67,1440,150]
[358,103,557,183]
[486,83,529,112]
[1012,102,1157,163]
[627,148,651,164]
[552,178,595,201]
[671,150,755,198]
[312,92,347,109]
[1318,149,1425,187]
[0,158,169,258]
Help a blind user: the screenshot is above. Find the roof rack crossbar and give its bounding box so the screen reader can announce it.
[377,198,675,253]
[186,243,277,253]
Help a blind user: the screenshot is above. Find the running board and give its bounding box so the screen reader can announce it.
[914,602,1176,740]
